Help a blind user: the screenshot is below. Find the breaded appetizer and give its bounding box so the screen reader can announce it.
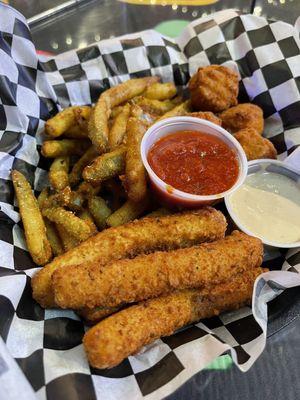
[234,128,277,161]
[12,170,52,265]
[78,306,121,324]
[83,267,266,369]
[187,111,222,126]
[32,207,227,308]
[53,231,263,310]
[88,77,158,153]
[188,65,239,112]
[219,103,264,134]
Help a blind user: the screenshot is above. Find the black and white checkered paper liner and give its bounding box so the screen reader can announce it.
[0,4,300,400]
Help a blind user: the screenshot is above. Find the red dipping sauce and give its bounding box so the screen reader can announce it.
[147,130,239,196]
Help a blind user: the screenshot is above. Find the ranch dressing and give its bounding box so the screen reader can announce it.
[229,171,300,244]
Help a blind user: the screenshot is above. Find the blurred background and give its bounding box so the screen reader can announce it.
[4,0,300,55]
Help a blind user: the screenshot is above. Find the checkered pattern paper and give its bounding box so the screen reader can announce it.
[0,4,300,400]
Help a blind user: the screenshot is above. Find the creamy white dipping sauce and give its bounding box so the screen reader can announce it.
[228,171,300,244]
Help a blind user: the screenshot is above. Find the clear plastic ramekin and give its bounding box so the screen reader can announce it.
[225,159,300,248]
[140,116,248,208]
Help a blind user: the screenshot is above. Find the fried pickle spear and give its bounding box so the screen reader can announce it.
[74,106,92,131]
[234,128,277,161]
[63,125,88,139]
[83,146,126,184]
[53,231,263,309]
[144,82,177,100]
[11,170,52,265]
[69,147,98,186]
[219,103,264,134]
[56,224,81,251]
[45,107,77,138]
[88,77,158,153]
[88,195,112,230]
[157,100,191,121]
[78,209,98,235]
[41,139,90,158]
[42,186,71,209]
[125,108,149,202]
[37,187,49,209]
[42,207,93,242]
[189,65,239,112]
[77,181,101,197]
[44,220,64,256]
[108,103,131,150]
[31,207,226,307]
[106,199,148,227]
[83,267,265,368]
[132,97,176,116]
[49,156,70,191]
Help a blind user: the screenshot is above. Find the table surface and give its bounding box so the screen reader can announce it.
[5,1,300,399]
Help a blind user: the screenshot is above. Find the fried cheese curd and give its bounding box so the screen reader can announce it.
[219,103,264,134]
[234,128,277,161]
[188,65,239,113]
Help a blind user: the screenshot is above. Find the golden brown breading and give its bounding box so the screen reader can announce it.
[188,65,239,112]
[77,306,121,324]
[53,231,263,310]
[219,103,264,134]
[88,77,159,153]
[234,128,277,161]
[125,107,149,202]
[157,100,191,121]
[32,207,227,308]
[187,111,222,126]
[83,267,266,369]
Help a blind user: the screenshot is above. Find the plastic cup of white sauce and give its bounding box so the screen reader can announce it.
[225,154,300,249]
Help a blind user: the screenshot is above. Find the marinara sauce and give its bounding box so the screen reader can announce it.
[147,130,239,196]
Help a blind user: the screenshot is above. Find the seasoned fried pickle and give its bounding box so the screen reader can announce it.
[69,147,98,186]
[106,199,148,227]
[187,111,222,126]
[144,82,177,100]
[83,146,126,184]
[53,231,263,310]
[88,77,158,153]
[49,156,70,191]
[44,220,64,257]
[125,107,149,202]
[108,103,131,149]
[83,267,266,369]
[56,224,81,251]
[219,103,264,134]
[31,207,227,307]
[157,100,191,121]
[188,65,239,112]
[234,128,277,161]
[11,170,52,266]
[41,139,90,158]
[42,207,94,241]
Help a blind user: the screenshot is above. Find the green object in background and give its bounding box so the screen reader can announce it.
[154,19,189,38]
[204,355,233,370]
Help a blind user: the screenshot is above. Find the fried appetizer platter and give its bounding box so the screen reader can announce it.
[11,68,274,369]
[32,207,227,307]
